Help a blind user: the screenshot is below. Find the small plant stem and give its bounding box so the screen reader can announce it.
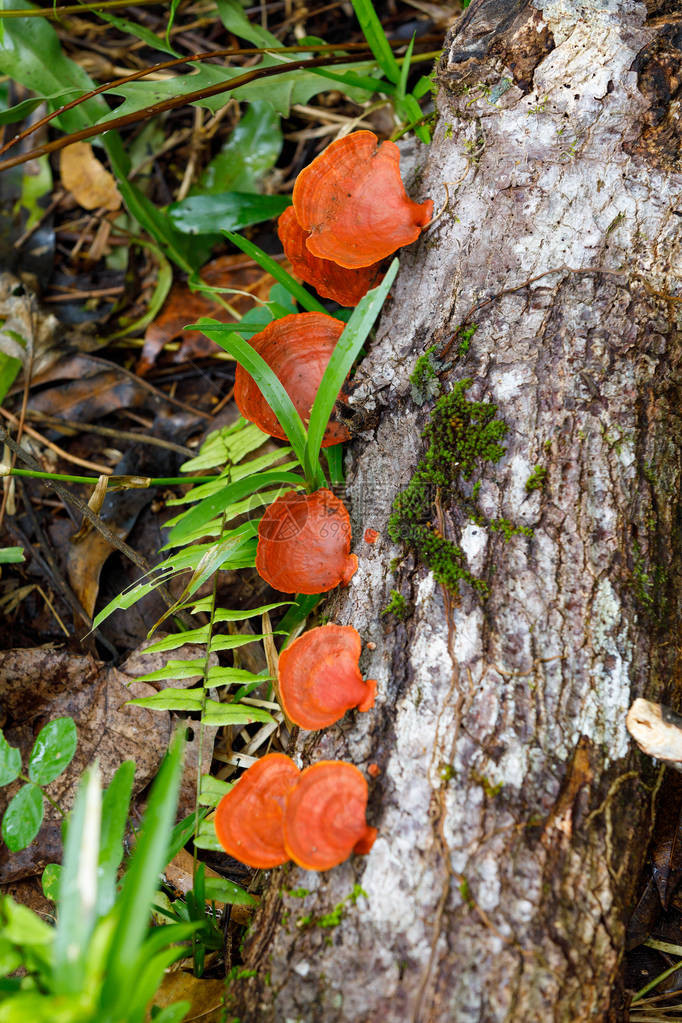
[0,468,221,487]
[632,957,682,1002]
[19,774,66,818]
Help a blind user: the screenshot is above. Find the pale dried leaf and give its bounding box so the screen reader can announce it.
[60,142,121,212]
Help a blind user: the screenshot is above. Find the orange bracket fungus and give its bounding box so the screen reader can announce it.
[292,130,434,269]
[234,312,350,446]
[277,205,385,307]
[256,488,358,594]
[283,761,377,871]
[214,753,300,868]
[278,624,377,730]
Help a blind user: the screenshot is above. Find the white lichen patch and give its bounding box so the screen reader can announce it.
[460,523,488,575]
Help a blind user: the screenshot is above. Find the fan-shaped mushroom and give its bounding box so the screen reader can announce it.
[214,753,300,868]
[292,130,433,269]
[256,488,358,594]
[234,312,350,446]
[283,761,377,870]
[278,624,377,730]
[277,206,385,307]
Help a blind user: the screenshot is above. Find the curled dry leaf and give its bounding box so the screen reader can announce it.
[60,142,121,212]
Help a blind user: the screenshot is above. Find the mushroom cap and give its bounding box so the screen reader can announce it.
[214,753,300,868]
[277,206,385,307]
[283,761,377,870]
[234,312,350,447]
[278,624,377,730]
[292,130,433,269]
[256,489,358,594]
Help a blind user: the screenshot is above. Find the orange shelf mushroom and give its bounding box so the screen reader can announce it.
[214,753,300,868]
[256,488,358,594]
[283,761,377,871]
[292,130,433,269]
[234,312,350,446]
[278,206,385,307]
[278,624,377,730]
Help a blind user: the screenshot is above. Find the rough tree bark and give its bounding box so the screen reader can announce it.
[234,1,682,1020]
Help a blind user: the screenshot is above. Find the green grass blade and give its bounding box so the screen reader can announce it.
[397,33,415,101]
[198,328,320,483]
[99,731,185,1016]
[97,761,135,917]
[223,231,326,313]
[53,765,101,995]
[304,258,399,481]
[350,0,400,84]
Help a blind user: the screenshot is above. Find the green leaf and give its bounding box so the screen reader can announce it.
[1,783,43,852]
[53,764,101,995]
[169,191,291,235]
[194,101,283,194]
[209,632,283,652]
[0,354,21,406]
[189,599,292,619]
[193,819,223,852]
[304,257,399,480]
[41,863,61,902]
[132,662,205,684]
[205,666,270,687]
[143,626,210,654]
[350,0,400,84]
[223,231,326,313]
[324,444,345,485]
[127,687,205,712]
[397,33,415,102]
[216,0,279,47]
[166,808,209,865]
[198,774,233,807]
[201,700,274,726]
[97,761,135,917]
[199,327,313,481]
[151,1003,192,1023]
[93,8,178,56]
[278,594,322,638]
[0,731,21,786]
[167,469,304,547]
[28,716,77,786]
[99,731,185,1015]
[1,895,53,946]
[204,876,257,905]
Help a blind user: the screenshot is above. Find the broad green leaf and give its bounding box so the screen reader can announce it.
[202,700,274,726]
[350,0,400,83]
[170,448,293,504]
[216,0,279,46]
[1,895,53,946]
[0,935,21,977]
[194,101,283,194]
[189,599,292,618]
[127,687,205,712]
[223,231,326,314]
[278,594,322,639]
[304,258,399,480]
[198,774,233,807]
[53,765,101,996]
[151,1003,192,1023]
[170,191,291,235]
[179,419,268,473]
[41,863,60,902]
[167,470,304,547]
[28,716,77,786]
[0,1,110,133]
[97,761,135,917]
[0,731,21,786]
[99,731,185,1015]
[204,876,257,905]
[161,489,282,547]
[324,444,345,485]
[0,354,21,406]
[1,783,43,852]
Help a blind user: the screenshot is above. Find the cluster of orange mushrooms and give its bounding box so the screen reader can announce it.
[214,131,433,873]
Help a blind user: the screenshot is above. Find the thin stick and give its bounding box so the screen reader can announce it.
[0,406,114,475]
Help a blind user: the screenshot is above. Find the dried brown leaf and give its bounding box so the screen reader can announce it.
[60,142,121,212]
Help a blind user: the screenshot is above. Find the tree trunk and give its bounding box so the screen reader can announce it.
[233,1,682,1019]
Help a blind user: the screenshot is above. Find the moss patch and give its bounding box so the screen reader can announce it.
[382,589,408,620]
[389,378,513,597]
